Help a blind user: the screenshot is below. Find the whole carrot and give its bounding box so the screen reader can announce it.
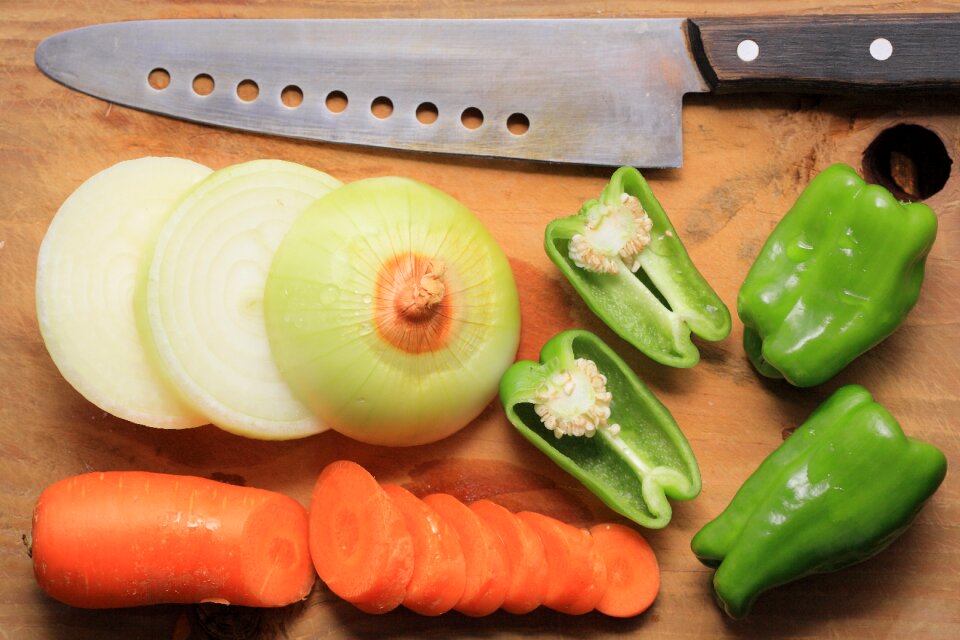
[32,471,315,609]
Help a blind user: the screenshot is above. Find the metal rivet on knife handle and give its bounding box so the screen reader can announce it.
[870,38,893,61]
[736,40,759,62]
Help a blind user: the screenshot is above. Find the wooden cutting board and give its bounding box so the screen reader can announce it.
[1,1,957,638]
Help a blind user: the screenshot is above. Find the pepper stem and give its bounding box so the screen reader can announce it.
[533,358,621,439]
[568,193,653,275]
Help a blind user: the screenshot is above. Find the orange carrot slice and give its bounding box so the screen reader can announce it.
[32,471,314,609]
[382,484,466,616]
[517,511,608,615]
[469,499,548,614]
[589,523,660,617]
[309,460,414,614]
[423,493,508,616]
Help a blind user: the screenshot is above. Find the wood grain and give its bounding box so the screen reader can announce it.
[1,1,958,639]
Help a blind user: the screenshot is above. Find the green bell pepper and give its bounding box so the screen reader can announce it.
[545,166,730,368]
[691,384,947,619]
[499,329,701,529]
[739,163,938,387]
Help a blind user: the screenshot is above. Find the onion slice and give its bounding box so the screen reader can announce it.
[36,157,213,428]
[264,176,521,446]
[139,159,342,439]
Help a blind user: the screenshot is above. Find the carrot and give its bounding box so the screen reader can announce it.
[589,523,660,617]
[469,499,549,614]
[381,484,466,616]
[31,471,314,609]
[422,493,508,617]
[516,511,608,615]
[308,460,414,614]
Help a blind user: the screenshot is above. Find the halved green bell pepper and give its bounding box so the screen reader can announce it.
[691,384,947,619]
[499,329,701,529]
[545,166,730,368]
[739,163,938,387]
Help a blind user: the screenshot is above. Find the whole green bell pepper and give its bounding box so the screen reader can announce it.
[499,329,701,529]
[738,163,938,387]
[545,167,730,368]
[691,384,947,619]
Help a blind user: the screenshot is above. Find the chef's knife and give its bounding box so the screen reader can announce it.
[35,16,960,167]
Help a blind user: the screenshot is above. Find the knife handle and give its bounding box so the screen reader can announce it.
[688,14,960,93]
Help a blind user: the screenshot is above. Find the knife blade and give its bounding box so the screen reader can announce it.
[34,16,960,168]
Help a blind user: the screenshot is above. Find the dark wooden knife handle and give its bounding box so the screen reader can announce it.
[688,14,960,93]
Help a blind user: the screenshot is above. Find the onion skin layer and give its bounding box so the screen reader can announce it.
[265,176,521,447]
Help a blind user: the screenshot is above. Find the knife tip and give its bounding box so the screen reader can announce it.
[34,31,61,72]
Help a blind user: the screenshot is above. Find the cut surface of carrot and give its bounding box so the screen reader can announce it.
[382,484,466,616]
[589,523,660,617]
[309,460,414,614]
[32,471,314,609]
[517,511,608,615]
[423,493,508,617]
[469,499,548,614]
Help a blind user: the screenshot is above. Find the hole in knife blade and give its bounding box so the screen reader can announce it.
[236,79,259,102]
[416,102,439,125]
[148,68,170,91]
[325,91,348,113]
[461,107,484,130]
[507,113,530,136]
[192,74,215,96]
[281,85,304,108]
[371,96,394,119]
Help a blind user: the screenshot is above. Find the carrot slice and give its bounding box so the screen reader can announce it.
[589,523,660,617]
[469,499,548,614]
[382,484,466,616]
[309,461,414,614]
[423,493,508,616]
[517,511,608,615]
[32,471,314,608]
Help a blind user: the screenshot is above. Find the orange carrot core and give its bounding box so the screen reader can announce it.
[374,253,453,353]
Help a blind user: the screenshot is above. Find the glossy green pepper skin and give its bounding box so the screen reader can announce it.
[691,385,947,619]
[738,164,938,387]
[499,330,701,529]
[545,167,730,368]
